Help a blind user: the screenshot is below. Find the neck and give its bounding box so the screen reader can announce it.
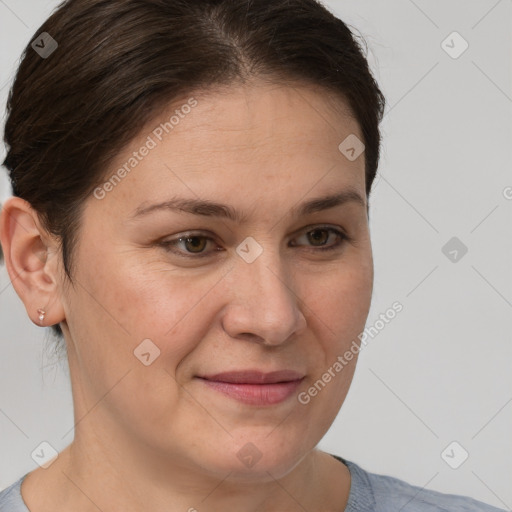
[22,430,350,512]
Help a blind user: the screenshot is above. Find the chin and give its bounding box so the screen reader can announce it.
[200,432,312,482]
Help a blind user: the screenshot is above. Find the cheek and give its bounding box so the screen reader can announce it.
[76,244,219,342]
[65,246,226,411]
[304,257,373,344]
[65,249,224,436]
[295,255,372,413]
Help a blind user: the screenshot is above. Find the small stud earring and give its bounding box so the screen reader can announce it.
[37,308,46,325]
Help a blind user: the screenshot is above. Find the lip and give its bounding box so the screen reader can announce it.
[200,370,305,384]
[197,370,305,405]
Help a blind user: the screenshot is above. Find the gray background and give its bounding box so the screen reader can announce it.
[1,0,511,509]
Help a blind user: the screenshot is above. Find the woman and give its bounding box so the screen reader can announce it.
[0,0,505,510]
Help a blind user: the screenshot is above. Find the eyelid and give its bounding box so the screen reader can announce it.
[289,225,351,250]
[158,231,221,258]
[158,225,350,258]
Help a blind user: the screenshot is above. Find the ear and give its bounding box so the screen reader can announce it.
[0,196,66,328]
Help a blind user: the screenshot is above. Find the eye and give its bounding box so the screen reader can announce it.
[159,232,220,258]
[290,226,349,252]
[158,226,350,258]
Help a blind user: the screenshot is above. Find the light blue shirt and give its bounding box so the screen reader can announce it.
[0,455,506,511]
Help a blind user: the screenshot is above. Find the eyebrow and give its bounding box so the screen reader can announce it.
[130,188,366,223]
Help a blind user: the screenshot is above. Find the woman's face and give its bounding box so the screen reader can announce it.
[57,80,373,480]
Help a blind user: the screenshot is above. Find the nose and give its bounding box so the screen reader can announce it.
[220,248,307,346]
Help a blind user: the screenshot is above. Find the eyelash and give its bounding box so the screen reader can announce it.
[158,226,351,259]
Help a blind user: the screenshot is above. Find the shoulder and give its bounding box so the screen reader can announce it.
[0,474,30,512]
[334,456,506,512]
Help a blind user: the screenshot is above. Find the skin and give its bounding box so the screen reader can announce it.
[0,78,373,512]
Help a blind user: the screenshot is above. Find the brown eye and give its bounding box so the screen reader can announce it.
[291,226,349,252]
[159,226,349,259]
[307,229,330,246]
[159,232,219,258]
[182,236,208,253]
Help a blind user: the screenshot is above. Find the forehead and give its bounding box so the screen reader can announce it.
[167,80,360,153]
[94,80,366,220]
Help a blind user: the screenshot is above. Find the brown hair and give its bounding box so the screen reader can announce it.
[2,0,385,344]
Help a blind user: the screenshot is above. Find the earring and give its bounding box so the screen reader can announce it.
[37,308,46,325]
